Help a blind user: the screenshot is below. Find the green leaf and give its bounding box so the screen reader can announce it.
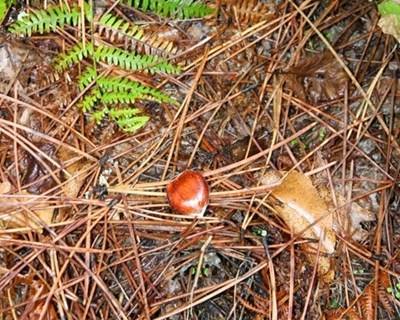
[378,0,400,16]
[0,0,15,24]
[122,0,214,19]
[8,2,91,36]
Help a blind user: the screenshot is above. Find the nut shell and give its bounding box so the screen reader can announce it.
[166,170,209,215]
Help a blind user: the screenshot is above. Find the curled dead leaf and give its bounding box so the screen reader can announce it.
[262,170,336,282]
[58,147,91,199]
[56,147,92,220]
[0,180,53,233]
[283,51,348,103]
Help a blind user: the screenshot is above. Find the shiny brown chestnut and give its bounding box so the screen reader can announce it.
[166,170,209,216]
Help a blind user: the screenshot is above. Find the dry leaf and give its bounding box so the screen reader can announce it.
[379,14,400,41]
[56,147,91,220]
[262,170,336,282]
[0,183,53,232]
[221,0,276,26]
[320,189,375,241]
[284,51,348,103]
[58,147,91,199]
[0,181,11,194]
[10,274,59,320]
[311,153,376,241]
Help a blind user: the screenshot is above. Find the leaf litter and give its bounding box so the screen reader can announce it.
[0,1,399,319]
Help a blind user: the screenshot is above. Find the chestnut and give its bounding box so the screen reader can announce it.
[166,170,209,216]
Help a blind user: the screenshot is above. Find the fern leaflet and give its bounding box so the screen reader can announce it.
[78,66,98,90]
[80,87,102,112]
[97,75,176,104]
[91,107,149,133]
[93,44,180,74]
[55,43,180,74]
[122,0,214,19]
[8,3,92,36]
[55,42,93,72]
[112,113,150,132]
[78,67,176,104]
[97,13,178,58]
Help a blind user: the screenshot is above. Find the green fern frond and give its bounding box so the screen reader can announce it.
[8,3,92,36]
[122,0,214,19]
[100,91,143,104]
[79,69,176,104]
[93,44,181,74]
[111,111,149,132]
[97,13,141,40]
[56,43,180,74]
[80,87,101,112]
[78,66,98,90]
[55,42,94,72]
[91,106,149,132]
[109,108,142,119]
[97,13,178,58]
[0,0,14,24]
[91,107,109,124]
[97,75,176,104]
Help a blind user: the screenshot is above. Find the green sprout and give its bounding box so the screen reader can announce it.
[252,227,267,237]
[386,281,400,300]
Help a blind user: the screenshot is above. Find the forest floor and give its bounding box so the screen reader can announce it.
[0,0,399,319]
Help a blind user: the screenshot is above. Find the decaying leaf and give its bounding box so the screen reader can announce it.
[56,147,92,220]
[262,170,336,282]
[58,147,91,199]
[0,181,53,232]
[319,188,376,241]
[312,154,376,241]
[378,0,400,42]
[283,51,348,103]
[7,273,58,320]
[221,0,276,26]
[378,14,400,42]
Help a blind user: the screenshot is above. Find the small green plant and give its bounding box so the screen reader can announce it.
[77,66,176,131]
[318,127,327,141]
[290,138,299,147]
[190,266,210,277]
[328,298,340,309]
[252,227,267,237]
[8,0,212,132]
[386,281,400,300]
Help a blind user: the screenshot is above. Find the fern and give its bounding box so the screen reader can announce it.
[93,44,180,74]
[78,66,98,90]
[8,3,92,36]
[122,0,214,19]
[92,107,109,124]
[97,13,178,58]
[112,112,149,132]
[81,87,165,109]
[80,87,102,112]
[97,75,176,104]
[77,65,174,132]
[91,107,149,133]
[7,1,193,134]
[55,42,93,72]
[55,42,180,74]
[78,67,176,104]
